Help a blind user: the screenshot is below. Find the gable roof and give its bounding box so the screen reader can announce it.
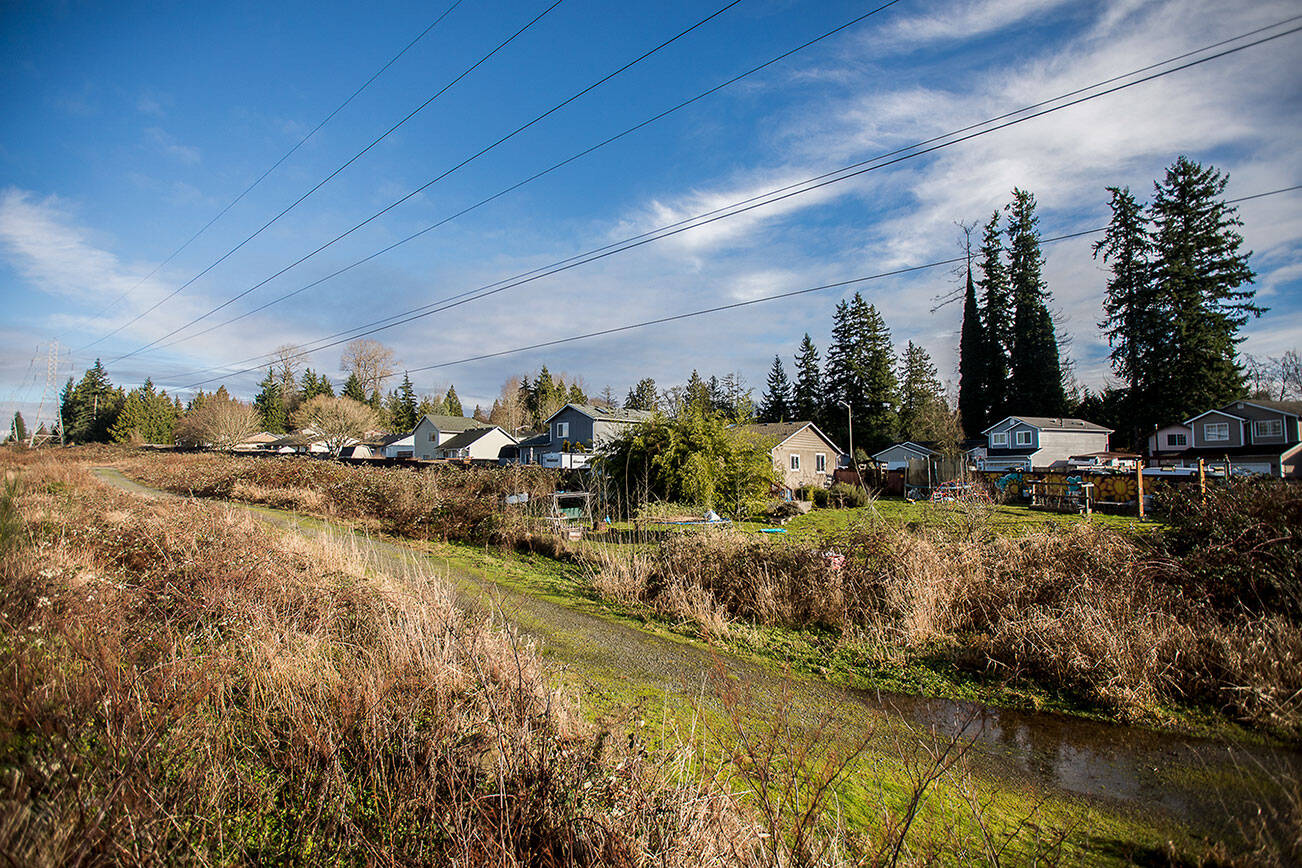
[437,426,515,451]
[414,414,480,434]
[545,403,655,425]
[1183,408,1247,426]
[982,415,1113,435]
[738,421,843,454]
[871,441,939,460]
[1228,399,1302,418]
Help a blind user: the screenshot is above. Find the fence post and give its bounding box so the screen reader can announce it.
[1136,460,1145,519]
[1198,458,1206,499]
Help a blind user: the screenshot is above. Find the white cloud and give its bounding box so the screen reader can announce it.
[145,127,201,165]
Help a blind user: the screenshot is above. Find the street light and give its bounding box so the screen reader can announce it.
[839,400,861,488]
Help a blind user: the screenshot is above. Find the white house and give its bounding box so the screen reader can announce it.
[435,426,517,462]
[977,416,1112,471]
[410,414,482,460]
[1147,423,1192,464]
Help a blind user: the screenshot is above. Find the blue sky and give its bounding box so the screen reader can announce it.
[3,0,1300,425]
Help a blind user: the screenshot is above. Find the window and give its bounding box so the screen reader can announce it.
[815,453,827,472]
[1166,433,1187,447]
[1015,430,1033,446]
[554,421,569,440]
[790,454,800,471]
[429,432,437,443]
[1253,419,1283,439]
[991,432,1008,447]
[1205,422,1229,442]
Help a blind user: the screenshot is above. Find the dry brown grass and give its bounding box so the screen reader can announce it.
[0,454,759,865]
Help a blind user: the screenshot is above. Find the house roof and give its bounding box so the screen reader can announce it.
[545,403,655,425]
[375,432,414,447]
[238,431,278,444]
[1219,400,1302,419]
[415,414,480,433]
[1185,443,1302,460]
[737,421,843,455]
[268,433,317,447]
[515,432,551,448]
[982,415,1113,435]
[437,426,515,451]
[871,440,939,460]
[1183,408,1247,425]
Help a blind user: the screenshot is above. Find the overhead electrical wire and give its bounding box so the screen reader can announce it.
[107,0,747,364]
[73,0,468,350]
[86,0,565,353]
[176,20,1302,389]
[151,0,905,352]
[398,184,1302,374]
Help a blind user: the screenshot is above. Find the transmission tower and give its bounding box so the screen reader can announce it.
[29,340,60,447]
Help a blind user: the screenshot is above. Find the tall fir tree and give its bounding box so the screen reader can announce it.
[858,298,899,451]
[824,294,897,451]
[110,378,177,444]
[684,370,712,415]
[390,372,418,431]
[976,212,1012,422]
[61,360,123,444]
[11,411,27,443]
[791,334,823,425]
[1094,185,1156,444]
[897,342,945,439]
[444,384,463,417]
[342,372,367,403]
[759,355,792,422]
[253,370,287,433]
[958,256,988,437]
[1005,189,1066,415]
[1148,156,1258,427]
[624,378,658,411]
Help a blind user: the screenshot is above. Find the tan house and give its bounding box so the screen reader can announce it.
[739,421,843,493]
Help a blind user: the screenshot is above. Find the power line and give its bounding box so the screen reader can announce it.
[156,9,1302,362]
[88,0,565,354]
[108,0,747,364]
[72,0,468,349]
[402,186,1302,374]
[154,0,904,353]
[176,21,1302,388]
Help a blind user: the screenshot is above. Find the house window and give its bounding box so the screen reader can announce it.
[1205,422,1229,442]
[1166,433,1187,447]
[1253,419,1283,439]
[1015,430,1032,446]
[429,432,437,443]
[815,453,826,472]
[991,432,1008,447]
[554,421,569,440]
[790,454,800,471]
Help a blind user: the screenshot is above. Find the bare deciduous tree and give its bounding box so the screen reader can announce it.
[341,339,396,399]
[176,395,260,450]
[292,395,377,454]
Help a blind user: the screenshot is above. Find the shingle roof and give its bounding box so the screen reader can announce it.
[985,415,1113,434]
[418,414,480,433]
[552,403,655,423]
[437,427,511,451]
[737,421,843,453]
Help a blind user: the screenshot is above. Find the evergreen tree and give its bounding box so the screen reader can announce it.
[624,378,658,411]
[391,372,418,432]
[568,383,586,405]
[342,372,367,403]
[61,360,122,443]
[957,257,988,437]
[444,384,463,417]
[823,294,897,450]
[473,404,491,423]
[109,379,177,444]
[791,334,822,424]
[253,370,287,433]
[759,356,792,422]
[684,370,712,415]
[11,412,27,443]
[1094,185,1156,443]
[1148,156,1259,426]
[898,343,945,439]
[977,212,1012,421]
[1005,189,1066,415]
[858,298,899,451]
[300,368,335,401]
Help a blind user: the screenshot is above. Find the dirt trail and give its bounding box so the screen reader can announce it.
[92,466,1299,844]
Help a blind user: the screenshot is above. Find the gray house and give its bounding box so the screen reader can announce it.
[977,416,1112,471]
[871,440,939,471]
[515,404,654,467]
[1182,400,1302,477]
[410,414,482,460]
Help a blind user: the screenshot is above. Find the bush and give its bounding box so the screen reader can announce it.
[1155,478,1302,621]
[828,481,871,508]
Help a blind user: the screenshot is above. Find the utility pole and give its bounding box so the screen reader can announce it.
[840,399,861,489]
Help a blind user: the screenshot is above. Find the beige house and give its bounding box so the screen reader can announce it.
[434,426,518,462]
[739,421,843,492]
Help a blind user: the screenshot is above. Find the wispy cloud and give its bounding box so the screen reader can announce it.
[145,126,200,165]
